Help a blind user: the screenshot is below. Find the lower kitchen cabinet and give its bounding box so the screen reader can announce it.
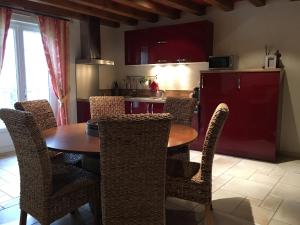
[199,69,282,162]
[77,100,91,123]
[190,112,202,150]
[125,101,164,114]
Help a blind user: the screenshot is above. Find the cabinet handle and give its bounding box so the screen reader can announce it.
[146,103,149,113]
[130,102,133,114]
[157,59,167,63]
[201,75,204,89]
[157,41,168,44]
[151,103,154,114]
[237,76,241,89]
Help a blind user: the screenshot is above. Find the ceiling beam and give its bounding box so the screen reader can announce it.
[248,0,266,7]
[151,0,206,16]
[0,0,120,27]
[112,0,181,19]
[203,0,233,11]
[26,0,138,25]
[69,0,158,22]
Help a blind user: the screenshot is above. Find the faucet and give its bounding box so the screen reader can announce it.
[156,90,166,99]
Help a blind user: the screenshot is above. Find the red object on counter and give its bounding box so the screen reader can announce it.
[199,70,282,162]
[149,80,159,92]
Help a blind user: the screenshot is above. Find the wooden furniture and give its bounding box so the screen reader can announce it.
[199,69,282,162]
[125,21,213,65]
[14,99,83,166]
[99,113,172,225]
[0,109,100,225]
[166,103,229,225]
[43,123,197,154]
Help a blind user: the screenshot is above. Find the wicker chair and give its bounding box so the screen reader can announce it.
[0,109,100,225]
[14,99,82,166]
[84,96,126,173]
[166,103,229,225]
[163,97,197,161]
[89,96,125,120]
[98,113,172,225]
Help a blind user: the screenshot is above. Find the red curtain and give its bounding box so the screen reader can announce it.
[37,16,70,125]
[0,7,12,73]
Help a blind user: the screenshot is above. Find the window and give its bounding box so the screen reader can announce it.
[0,18,51,129]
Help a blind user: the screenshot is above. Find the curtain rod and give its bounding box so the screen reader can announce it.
[0,4,71,22]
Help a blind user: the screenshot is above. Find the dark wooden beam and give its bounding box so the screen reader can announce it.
[26,0,138,25]
[203,0,233,11]
[112,0,181,19]
[151,0,206,16]
[69,0,158,22]
[248,0,266,7]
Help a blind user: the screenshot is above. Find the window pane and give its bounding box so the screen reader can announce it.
[23,30,50,101]
[0,29,18,128]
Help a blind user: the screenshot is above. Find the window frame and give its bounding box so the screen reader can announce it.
[0,15,56,131]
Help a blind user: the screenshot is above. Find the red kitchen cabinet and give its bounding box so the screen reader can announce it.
[125,101,164,114]
[125,21,213,65]
[199,70,282,162]
[77,100,91,123]
[125,29,149,65]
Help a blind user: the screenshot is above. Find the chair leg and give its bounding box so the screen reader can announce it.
[204,204,213,225]
[89,201,102,225]
[19,210,27,225]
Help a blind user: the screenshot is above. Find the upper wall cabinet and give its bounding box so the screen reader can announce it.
[125,21,213,65]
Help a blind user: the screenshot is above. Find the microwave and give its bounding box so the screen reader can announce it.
[208,55,235,70]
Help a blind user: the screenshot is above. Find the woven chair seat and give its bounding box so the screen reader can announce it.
[51,163,98,195]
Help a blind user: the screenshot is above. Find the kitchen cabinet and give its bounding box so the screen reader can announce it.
[77,100,91,123]
[199,69,282,162]
[125,101,164,114]
[125,20,213,65]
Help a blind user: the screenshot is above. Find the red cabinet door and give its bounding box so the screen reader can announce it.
[237,72,280,161]
[77,101,91,123]
[152,103,164,113]
[200,72,242,157]
[125,21,213,65]
[125,29,148,65]
[200,71,281,162]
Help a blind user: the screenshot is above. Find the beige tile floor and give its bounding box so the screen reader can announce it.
[0,150,300,225]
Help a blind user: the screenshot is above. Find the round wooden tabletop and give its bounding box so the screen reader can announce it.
[43,123,198,154]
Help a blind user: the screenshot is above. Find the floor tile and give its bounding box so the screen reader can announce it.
[260,195,282,212]
[249,172,280,187]
[212,157,240,176]
[268,219,291,225]
[272,183,300,202]
[273,200,300,225]
[0,204,37,225]
[222,178,272,200]
[0,183,20,198]
[212,174,232,192]
[279,172,300,188]
[225,164,256,179]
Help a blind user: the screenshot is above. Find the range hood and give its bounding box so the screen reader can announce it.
[76,17,114,66]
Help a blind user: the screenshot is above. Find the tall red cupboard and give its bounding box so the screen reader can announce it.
[199,69,282,162]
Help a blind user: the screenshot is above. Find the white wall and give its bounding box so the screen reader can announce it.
[99,0,300,156]
[206,0,300,156]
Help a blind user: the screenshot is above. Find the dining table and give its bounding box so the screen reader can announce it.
[43,122,198,154]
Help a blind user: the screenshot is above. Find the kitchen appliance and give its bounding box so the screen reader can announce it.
[208,55,235,70]
[76,17,114,100]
